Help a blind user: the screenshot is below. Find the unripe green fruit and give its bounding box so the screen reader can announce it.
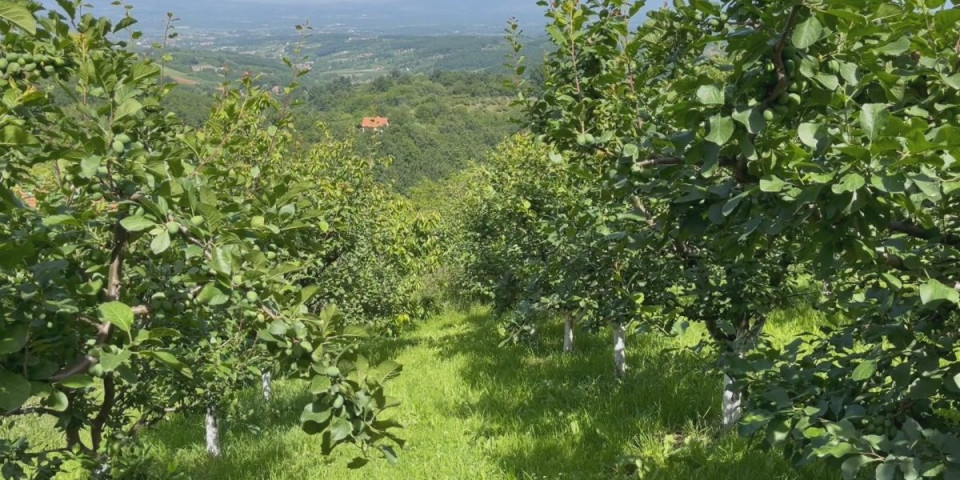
[232,275,243,285]
[267,252,277,260]
[116,133,132,144]
[23,63,36,73]
[763,109,774,121]
[190,216,204,226]
[7,63,21,75]
[44,65,55,74]
[246,291,259,302]
[0,58,8,70]
[112,141,125,154]
[788,93,801,108]
[6,53,19,62]
[89,364,105,378]
[166,222,179,234]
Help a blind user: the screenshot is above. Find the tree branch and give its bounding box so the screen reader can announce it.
[633,157,684,169]
[888,221,960,247]
[763,6,802,106]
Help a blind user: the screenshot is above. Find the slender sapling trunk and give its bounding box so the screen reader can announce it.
[721,373,742,428]
[563,314,574,353]
[613,323,627,377]
[205,406,221,457]
[262,372,272,402]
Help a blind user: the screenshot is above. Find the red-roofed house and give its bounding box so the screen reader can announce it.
[360,116,389,133]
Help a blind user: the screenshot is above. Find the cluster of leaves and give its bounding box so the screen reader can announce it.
[450,0,960,478]
[0,1,435,476]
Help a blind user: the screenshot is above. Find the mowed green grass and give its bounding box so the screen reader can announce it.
[133,306,833,480]
[5,306,837,479]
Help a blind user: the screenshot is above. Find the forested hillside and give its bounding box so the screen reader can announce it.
[297,71,519,192]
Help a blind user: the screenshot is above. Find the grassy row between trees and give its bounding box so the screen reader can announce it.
[7,306,832,480]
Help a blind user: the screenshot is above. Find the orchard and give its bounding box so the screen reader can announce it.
[3,0,960,479]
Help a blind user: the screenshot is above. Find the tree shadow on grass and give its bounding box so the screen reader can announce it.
[141,377,319,479]
[436,309,832,480]
[142,334,425,479]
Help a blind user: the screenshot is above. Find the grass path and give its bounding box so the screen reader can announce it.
[143,306,833,479]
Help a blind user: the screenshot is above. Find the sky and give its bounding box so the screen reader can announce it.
[38,0,565,33]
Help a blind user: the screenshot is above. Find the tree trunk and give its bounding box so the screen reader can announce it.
[722,373,742,428]
[262,372,272,402]
[205,407,221,457]
[613,324,627,377]
[563,314,574,353]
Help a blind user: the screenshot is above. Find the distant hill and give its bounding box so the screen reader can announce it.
[37,0,554,34]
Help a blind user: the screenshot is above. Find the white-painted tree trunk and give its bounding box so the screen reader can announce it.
[563,315,574,353]
[205,407,221,457]
[722,373,742,429]
[262,372,272,402]
[613,324,627,377]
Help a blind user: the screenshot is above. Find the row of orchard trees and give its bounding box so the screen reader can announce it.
[453,1,960,478]
[1,1,436,476]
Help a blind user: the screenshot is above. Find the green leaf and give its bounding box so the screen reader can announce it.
[861,104,888,142]
[0,369,31,411]
[732,108,765,134]
[919,279,960,305]
[705,115,735,146]
[310,376,332,394]
[0,326,27,355]
[0,125,38,146]
[792,16,823,49]
[852,360,877,381]
[696,85,724,105]
[300,402,332,424]
[120,216,156,232]
[832,173,865,194]
[196,283,229,306]
[211,248,232,276]
[150,230,171,255]
[876,462,897,480]
[877,36,910,55]
[815,73,839,91]
[0,1,37,35]
[99,301,134,333]
[798,123,824,149]
[42,215,79,227]
[99,350,132,372]
[59,375,94,389]
[141,351,191,377]
[760,176,787,193]
[329,417,353,442]
[114,98,143,121]
[841,455,874,480]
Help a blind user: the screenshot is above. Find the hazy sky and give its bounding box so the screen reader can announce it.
[38,0,657,33]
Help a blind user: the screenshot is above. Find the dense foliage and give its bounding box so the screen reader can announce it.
[0,1,436,476]
[451,0,960,479]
